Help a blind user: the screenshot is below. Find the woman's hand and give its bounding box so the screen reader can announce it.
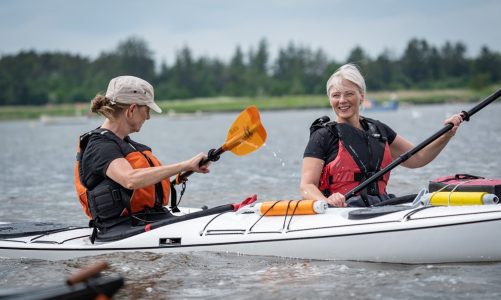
[444,113,464,136]
[185,152,210,173]
[326,192,347,207]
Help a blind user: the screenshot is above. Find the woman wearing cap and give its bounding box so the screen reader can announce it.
[75,75,210,230]
[300,64,464,207]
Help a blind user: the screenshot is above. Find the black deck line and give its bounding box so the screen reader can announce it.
[0,222,87,239]
[96,204,234,242]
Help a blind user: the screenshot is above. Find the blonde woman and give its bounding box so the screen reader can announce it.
[300,64,463,207]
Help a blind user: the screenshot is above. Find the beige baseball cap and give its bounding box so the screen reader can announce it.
[105,75,162,113]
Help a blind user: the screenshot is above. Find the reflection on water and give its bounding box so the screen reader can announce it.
[1,103,501,298]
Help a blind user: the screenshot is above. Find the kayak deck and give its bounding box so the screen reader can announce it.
[0,222,86,239]
[2,204,501,263]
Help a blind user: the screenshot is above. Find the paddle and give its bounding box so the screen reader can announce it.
[169,106,267,210]
[343,88,501,203]
[66,261,109,286]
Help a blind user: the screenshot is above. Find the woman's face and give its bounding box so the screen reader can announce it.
[328,79,364,123]
[128,104,150,133]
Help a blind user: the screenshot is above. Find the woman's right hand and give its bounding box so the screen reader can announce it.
[443,113,464,137]
[185,152,210,173]
[326,192,347,207]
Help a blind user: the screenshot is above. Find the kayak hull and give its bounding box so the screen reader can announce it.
[1,205,501,263]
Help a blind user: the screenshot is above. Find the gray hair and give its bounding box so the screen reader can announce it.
[326,63,366,96]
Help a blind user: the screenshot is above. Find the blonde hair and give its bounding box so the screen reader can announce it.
[326,63,366,96]
[90,94,129,119]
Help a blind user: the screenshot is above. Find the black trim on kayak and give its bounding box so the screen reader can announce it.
[260,206,501,234]
[401,206,432,220]
[0,222,86,239]
[96,204,234,242]
[205,230,249,235]
[0,205,234,243]
[348,194,421,219]
[403,208,501,221]
[374,194,418,206]
[348,205,418,220]
[199,211,233,235]
[2,215,501,253]
[57,234,94,244]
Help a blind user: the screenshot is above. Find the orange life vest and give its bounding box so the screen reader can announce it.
[74,129,170,221]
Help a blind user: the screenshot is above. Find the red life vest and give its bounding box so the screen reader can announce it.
[315,118,393,197]
[74,129,170,221]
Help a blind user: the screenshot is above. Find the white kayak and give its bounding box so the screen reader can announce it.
[1,196,501,264]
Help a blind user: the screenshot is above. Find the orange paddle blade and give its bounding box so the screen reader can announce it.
[223,106,267,156]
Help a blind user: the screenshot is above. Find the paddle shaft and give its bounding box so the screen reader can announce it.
[344,88,501,200]
[66,261,108,286]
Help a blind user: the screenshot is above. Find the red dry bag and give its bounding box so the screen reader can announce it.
[429,174,501,198]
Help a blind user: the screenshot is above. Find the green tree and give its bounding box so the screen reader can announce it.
[364,50,395,90]
[441,41,469,79]
[273,42,306,94]
[163,46,197,99]
[305,49,330,94]
[0,51,90,105]
[1,36,501,106]
[114,37,156,81]
[473,46,501,84]
[401,38,434,86]
[247,39,270,96]
[272,43,329,95]
[223,46,247,96]
[346,46,371,66]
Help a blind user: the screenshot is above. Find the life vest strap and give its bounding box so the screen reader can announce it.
[170,181,186,213]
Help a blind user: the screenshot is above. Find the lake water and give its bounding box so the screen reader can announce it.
[1,102,501,299]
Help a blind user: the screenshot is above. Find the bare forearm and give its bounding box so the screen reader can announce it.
[404,134,452,168]
[400,113,463,168]
[124,162,189,190]
[107,153,209,190]
[300,157,327,201]
[300,183,328,201]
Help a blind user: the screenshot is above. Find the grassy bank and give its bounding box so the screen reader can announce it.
[158,88,494,114]
[1,87,499,120]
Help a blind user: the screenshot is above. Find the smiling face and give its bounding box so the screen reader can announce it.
[328,79,364,125]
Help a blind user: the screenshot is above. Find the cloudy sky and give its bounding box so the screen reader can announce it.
[1,0,500,64]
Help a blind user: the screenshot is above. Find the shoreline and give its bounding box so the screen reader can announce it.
[1,87,498,121]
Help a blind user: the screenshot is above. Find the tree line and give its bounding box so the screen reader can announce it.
[1,37,500,106]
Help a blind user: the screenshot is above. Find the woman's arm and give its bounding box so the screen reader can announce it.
[106,152,209,190]
[300,157,346,207]
[390,113,463,168]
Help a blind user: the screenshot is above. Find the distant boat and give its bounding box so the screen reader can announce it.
[362,98,399,112]
[167,109,205,119]
[39,114,90,125]
[39,102,90,125]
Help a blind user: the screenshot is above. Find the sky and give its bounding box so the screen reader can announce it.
[1,0,500,65]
